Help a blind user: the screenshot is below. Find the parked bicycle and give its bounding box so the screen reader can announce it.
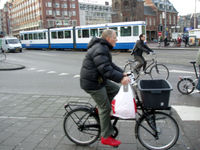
[177,61,200,94]
[124,52,169,80]
[63,73,179,150]
[0,49,6,62]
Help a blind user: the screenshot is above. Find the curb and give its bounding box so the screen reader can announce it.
[0,61,26,71]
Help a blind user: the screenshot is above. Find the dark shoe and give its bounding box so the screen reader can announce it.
[101,136,121,147]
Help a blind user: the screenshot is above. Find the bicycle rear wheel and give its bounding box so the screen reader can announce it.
[136,111,179,150]
[177,78,195,95]
[150,64,169,80]
[63,107,100,145]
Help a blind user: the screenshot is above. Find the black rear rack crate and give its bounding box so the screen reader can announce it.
[138,79,172,109]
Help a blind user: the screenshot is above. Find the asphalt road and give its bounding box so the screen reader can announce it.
[0,49,199,107]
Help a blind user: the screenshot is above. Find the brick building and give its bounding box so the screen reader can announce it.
[112,0,144,23]
[1,2,11,36]
[9,0,80,36]
[145,0,178,40]
[144,5,157,41]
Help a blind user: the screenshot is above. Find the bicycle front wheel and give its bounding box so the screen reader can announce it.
[136,112,179,150]
[63,108,100,145]
[150,64,169,80]
[177,78,195,95]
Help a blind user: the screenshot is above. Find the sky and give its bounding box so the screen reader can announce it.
[0,0,200,16]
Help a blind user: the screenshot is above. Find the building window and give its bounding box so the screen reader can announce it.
[46,10,52,15]
[120,26,131,36]
[56,10,60,16]
[63,11,68,16]
[62,3,67,8]
[72,11,76,16]
[114,2,119,9]
[149,18,152,26]
[160,14,162,24]
[169,14,171,24]
[46,2,52,7]
[55,3,60,8]
[173,15,176,24]
[71,3,76,8]
[123,0,129,9]
[145,17,148,25]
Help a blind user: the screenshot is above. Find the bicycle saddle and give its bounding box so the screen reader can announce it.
[190,61,196,64]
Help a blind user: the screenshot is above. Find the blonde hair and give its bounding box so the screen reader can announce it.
[101,29,115,39]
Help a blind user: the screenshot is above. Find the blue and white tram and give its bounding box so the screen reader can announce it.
[49,27,74,49]
[75,21,146,49]
[20,29,48,49]
[19,21,146,50]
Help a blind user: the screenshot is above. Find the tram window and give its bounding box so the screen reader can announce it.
[78,30,81,38]
[65,31,71,38]
[39,33,44,39]
[82,29,89,38]
[120,26,131,36]
[90,29,98,37]
[133,26,139,36]
[44,33,46,39]
[34,33,38,40]
[29,34,33,40]
[109,27,118,36]
[51,32,57,39]
[99,28,106,37]
[20,35,24,40]
[58,31,64,39]
[142,26,146,35]
[24,34,28,40]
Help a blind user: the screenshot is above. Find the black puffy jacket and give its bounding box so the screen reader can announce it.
[80,37,124,90]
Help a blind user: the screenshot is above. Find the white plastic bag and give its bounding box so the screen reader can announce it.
[111,84,137,119]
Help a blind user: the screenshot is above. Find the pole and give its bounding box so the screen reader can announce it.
[194,0,196,29]
[165,0,167,37]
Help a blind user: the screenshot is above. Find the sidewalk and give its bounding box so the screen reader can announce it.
[0,92,198,150]
[0,61,25,71]
[148,42,200,51]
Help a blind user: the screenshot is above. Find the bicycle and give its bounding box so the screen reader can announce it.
[63,73,179,150]
[177,61,200,95]
[0,49,6,62]
[124,52,169,80]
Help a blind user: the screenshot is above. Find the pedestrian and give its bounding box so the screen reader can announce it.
[177,36,182,47]
[184,35,189,47]
[131,33,154,74]
[196,48,200,90]
[80,29,130,147]
[164,36,169,46]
